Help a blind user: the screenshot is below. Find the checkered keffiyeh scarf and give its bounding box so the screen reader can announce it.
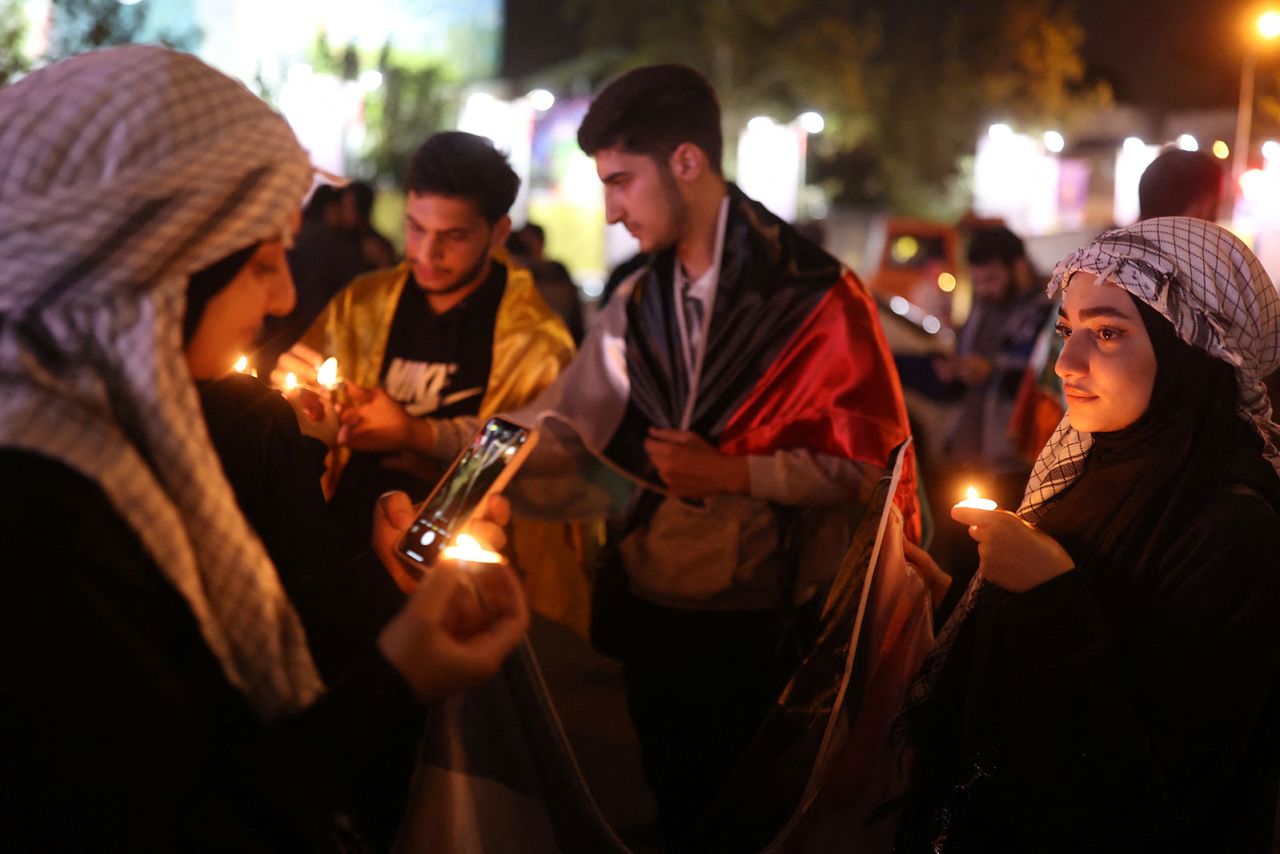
[0,47,323,718]
[900,217,1280,728]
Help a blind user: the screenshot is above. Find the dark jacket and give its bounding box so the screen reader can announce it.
[898,483,1280,853]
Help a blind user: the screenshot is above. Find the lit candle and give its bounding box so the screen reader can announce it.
[232,354,249,373]
[316,357,339,389]
[441,533,505,566]
[316,356,349,406]
[283,371,299,391]
[954,486,997,511]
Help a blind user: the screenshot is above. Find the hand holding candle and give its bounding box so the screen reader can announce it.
[951,499,1075,593]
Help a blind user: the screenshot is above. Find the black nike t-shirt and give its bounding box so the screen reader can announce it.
[330,263,507,547]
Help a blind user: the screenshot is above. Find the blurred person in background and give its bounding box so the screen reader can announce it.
[0,46,528,850]
[1139,147,1224,221]
[930,226,1050,613]
[509,221,585,343]
[936,226,1051,510]
[346,179,397,270]
[253,183,368,374]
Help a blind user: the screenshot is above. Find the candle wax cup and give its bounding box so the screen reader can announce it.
[440,541,505,566]
[953,497,998,511]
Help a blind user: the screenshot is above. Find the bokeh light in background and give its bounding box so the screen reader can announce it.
[737,115,806,223]
[526,88,555,112]
[1259,10,1280,40]
[973,123,1063,235]
[799,111,825,135]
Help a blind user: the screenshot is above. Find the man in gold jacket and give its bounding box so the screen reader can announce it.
[298,132,595,634]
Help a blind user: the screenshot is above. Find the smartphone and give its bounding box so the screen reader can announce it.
[396,416,538,574]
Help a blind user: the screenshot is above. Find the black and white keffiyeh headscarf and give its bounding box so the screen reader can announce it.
[1023,216,1280,517]
[0,47,323,718]
[902,216,1280,718]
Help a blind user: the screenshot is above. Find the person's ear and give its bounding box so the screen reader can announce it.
[490,214,512,253]
[668,142,706,184]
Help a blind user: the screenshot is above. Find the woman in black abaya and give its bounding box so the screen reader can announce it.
[895,218,1280,853]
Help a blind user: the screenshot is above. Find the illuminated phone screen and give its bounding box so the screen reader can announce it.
[400,419,529,567]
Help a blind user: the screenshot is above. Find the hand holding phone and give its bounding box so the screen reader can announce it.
[396,417,537,575]
[374,491,510,596]
[374,490,529,701]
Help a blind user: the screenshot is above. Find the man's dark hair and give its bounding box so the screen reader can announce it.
[505,231,527,256]
[347,180,376,220]
[967,226,1027,267]
[578,65,724,174]
[303,184,341,222]
[1138,148,1223,220]
[406,131,520,225]
[520,222,546,242]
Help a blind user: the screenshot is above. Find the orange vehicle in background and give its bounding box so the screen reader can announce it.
[864,215,1007,489]
[867,218,964,328]
[866,214,1007,329]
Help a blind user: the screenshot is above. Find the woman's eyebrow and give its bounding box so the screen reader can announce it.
[1058,305,1132,321]
[1078,306,1132,321]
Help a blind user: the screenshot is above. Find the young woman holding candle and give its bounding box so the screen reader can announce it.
[894,218,1280,852]
[0,47,527,849]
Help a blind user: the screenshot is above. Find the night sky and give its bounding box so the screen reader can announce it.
[1076,0,1256,111]
[504,0,1272,113]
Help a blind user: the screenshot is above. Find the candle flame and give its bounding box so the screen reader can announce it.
[233,355,249,373]
[954,485,997,511]
[284,372,298,391]
[316,357,339,389]
[442,533,504,565]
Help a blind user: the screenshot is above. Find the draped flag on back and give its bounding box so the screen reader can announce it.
[396,444,935,852]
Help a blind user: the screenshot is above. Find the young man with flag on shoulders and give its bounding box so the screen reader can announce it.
[508,64,921,845]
